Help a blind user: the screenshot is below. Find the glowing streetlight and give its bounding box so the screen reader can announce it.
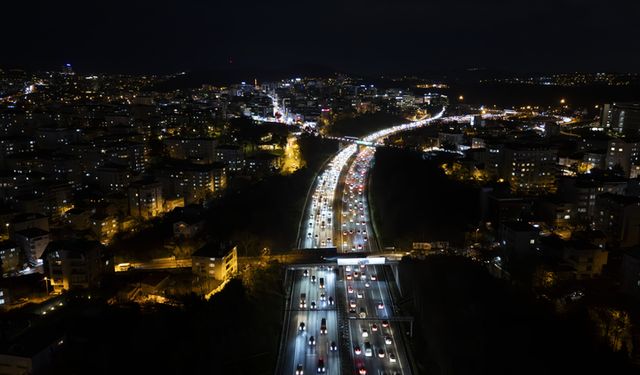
[458,95,464,101]
[560,98,566,105]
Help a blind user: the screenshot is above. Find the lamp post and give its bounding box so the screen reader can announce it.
[43,277,49,294]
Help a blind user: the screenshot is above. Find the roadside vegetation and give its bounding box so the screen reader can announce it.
[370,147,480,249]
[327,112,406,138]
[51,262,285,374]
[399,255,636,375]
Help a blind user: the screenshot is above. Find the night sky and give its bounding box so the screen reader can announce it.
[2,0,639,74]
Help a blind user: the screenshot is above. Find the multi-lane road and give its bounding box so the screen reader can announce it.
[299,144,357,249]
[280,109,445,375]
[281,266,342,375]
[341,263,409,375]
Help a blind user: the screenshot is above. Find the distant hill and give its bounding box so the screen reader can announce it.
[153,63,342,91]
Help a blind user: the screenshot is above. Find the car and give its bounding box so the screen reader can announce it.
[299,322,306,331]
[303,270,309,277]
[354,271,359,278]
[377,302,384,310]
[307,232,312,238]
[346,266,352,272]
[364,282,371,288]
[364,342,373,357]
[346,273,352,280]
[309,336,316,346]
[356,291,364,299]
[362,329,369,338]
[377,349,385,358]
[349,308,357,314]
[320,293,326,301]
[317,359,325,373]
[328,297,334,305]
[310,301,317,309]
[359,368,367,375]
[354,345,362,355]
[382,320,389,328]
[384,336,392,345]
[300,301,307,309]
[347,286,354,294]
[371,324,378,332]
[296,364,304,375]
[357,244,363,250]
[311,276,316,283]
[389,353,397,363]
[370,274,376,281]
[330,341,337,351]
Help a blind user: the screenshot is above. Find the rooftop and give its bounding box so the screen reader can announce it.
[14,227,49,238]
[192,242,236,259]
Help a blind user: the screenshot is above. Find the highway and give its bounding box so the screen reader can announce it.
[342,264,408,375]
[335,145,408,375]
[280,266,342,375]
[299,144,358,249]
[281,108,445,375]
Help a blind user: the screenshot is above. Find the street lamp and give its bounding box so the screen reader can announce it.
[43,277,49,294]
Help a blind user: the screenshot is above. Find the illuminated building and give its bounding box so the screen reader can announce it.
[605,139,640,177]
[163,137,218,163]
[34,127,80,151]
[191,243,237,281]
[214,145,245,172]
[42,240,112,293]
[93,164,132,193]
[601,102,640,134]
[157,161,227,204]
[128,180,163,218]
[90,214,119,245]
[13,228,50,265]
[0,240,21,276]
[501,143,558,195]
